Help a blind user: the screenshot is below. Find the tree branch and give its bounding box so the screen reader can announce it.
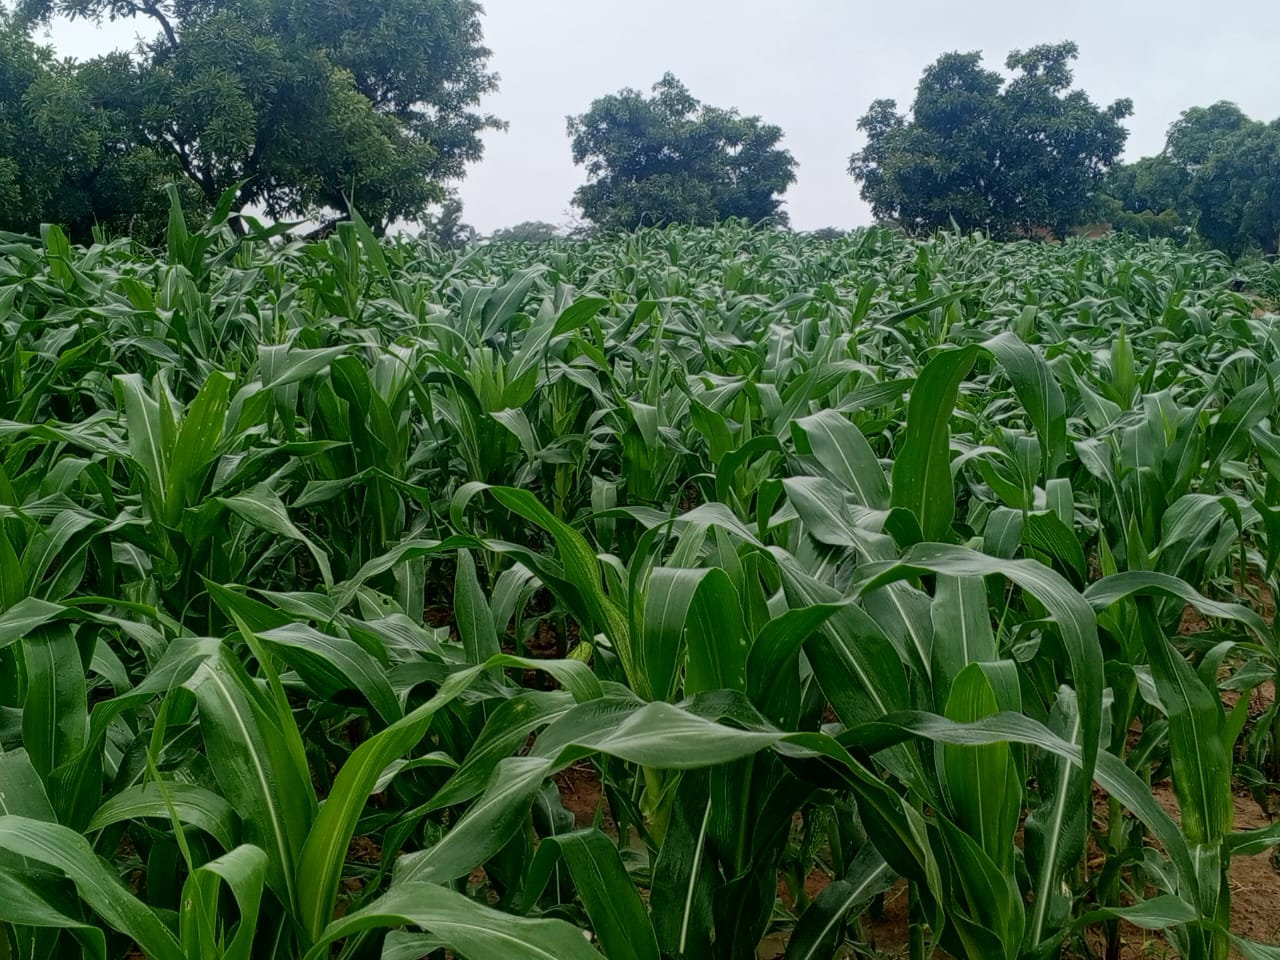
[158,131,218,202]
[301,217,343,242]
[133,0,177,50]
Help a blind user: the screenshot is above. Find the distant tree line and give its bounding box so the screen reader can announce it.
[0,6,1274,258]
[565,50,1277,258]
[487,221,563,244]
[847,41,1278,257]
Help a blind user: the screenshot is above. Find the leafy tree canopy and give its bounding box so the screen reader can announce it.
[848,42,1132,240]
[0,13,194,240]
[1106,155,1189,218]
[1106,101,1278,256]
[13,0,503,234]
[488,220,562,244]
[567,73,796,231]
[421,195,475,249]
[1101,155,1191,239]
[1189,119,1280,257]
[807,227,849,241]
[1166,101,1252,169]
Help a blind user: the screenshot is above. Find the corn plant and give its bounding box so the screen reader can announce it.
[0,202,1279,960]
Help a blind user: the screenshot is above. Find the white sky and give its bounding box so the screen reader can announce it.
[39,0,1280,233]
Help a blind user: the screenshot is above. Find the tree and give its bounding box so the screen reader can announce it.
[0,15,191,241]
[807,227,849,241]
[1102,155,1191,239]
[567,73,796,231]
[422,196,476,250]
[488,221,562,244]
[18,0,503,233]
[848,42,1132,239]
[1166,102,1253,169]
[1105,156,1189,218]
[1190,120,1280,257]
[1104,102,1277,256]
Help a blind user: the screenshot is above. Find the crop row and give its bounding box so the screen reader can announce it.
[0,206,1279,959]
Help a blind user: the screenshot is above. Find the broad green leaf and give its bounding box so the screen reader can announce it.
[940,664,1021,870]
[1076,895,1197,930]
[0,868,108,960]
[683,567,745,695]
[218,485,333,588]
[1206,377,1272,481]
[784,845,894,960]
[295,655,599,942]
[259,344,350,389]
[791,409,890,508]
[1024,687,1088,947]
[180,844,268,960]
[187,648,317,908]
[984,332,1068,477]
[891,346,977,541]
[0,816,183,960]
[455,549,501,665]
[856,544,1102,791]
[454,484,633,685]
[520,829,659,960]
[398,755,551,885]
[113,373,167,506]
[649,773,715,958]
[88,782,239,851]
[930,575,996,704]
[21,624,87,788]
[1084,571,1269,643]
[258,622,402,725]
[164,370,232,525]
[0,597,67,650]
[428,690,574,811]
[303,881,601,960]
[638,567,704,703]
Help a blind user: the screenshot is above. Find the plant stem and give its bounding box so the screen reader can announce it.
[908,881,925,960]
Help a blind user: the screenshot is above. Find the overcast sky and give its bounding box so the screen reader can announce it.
[40,0,1280,233]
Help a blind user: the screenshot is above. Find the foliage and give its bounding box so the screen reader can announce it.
[421,196,476,250]
[1105,101,1280,257]
[806,226,849,241]
[488,220,563,244]
[0,208,1277,960]
[1189,120,1280,257]
[1102,156,1192,239]
[15,0,503,232]
[0,14,194,242]
[567,73,796,231]
[1166,102,1255,169]
[1103,204,1186,241]
[849,41,1132,240]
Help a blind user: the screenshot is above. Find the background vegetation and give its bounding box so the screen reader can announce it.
[2,0,501,239]
[847,42,1132,241]
[1,4,1276,256]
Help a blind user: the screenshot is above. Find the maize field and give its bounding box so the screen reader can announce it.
[1,197,1280,960]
